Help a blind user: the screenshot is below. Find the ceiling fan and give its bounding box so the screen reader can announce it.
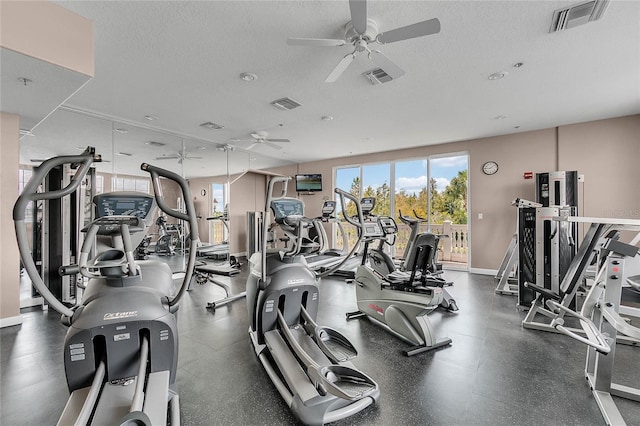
[287,0,441,82]
[231,131,291,151]
[154,149,203,164]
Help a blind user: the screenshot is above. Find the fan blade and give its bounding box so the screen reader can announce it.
[245,143,258,151]
[377,18,441,44]
[264,142,283,150]
[155,156,180,160]
[288,38,346,47]
[370,50,405,79]
[265,138,290,143]
[349,0,368,34]
[325,53,356,83]
[186,156,204,160]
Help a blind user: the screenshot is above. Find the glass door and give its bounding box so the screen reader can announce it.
[428,154,469,269]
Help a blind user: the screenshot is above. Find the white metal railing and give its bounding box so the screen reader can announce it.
[336,220,468,265]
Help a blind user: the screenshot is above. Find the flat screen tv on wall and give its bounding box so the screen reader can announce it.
[295,174,322,192]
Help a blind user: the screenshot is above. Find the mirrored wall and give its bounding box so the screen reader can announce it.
[18,107,295,307]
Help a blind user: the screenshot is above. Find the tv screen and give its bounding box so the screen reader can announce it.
[295,173,322,192]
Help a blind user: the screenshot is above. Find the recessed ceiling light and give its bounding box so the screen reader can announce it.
[145,141,166,147]
[240,72,258,82]
[113,128,128,134]
[321,115,333,121]
[495,115,508,120]
[144,115,159,121]
[513,62,524,68]
[488,71,508,80]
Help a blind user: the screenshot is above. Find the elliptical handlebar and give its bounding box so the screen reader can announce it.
[13,147,99,319]
[316,189,365,278]
[335,188,364,229]
[13,147,100,221]
[141,163,198,308]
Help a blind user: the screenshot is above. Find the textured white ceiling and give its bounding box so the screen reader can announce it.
[13,1,640,177]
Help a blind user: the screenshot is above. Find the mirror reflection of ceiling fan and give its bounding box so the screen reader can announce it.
[287,0,441,82]
[231,131,291,151]
[154,149,203,164]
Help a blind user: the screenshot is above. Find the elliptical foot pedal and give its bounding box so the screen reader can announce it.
[316,365,377,401]
[315,327,358,362]
[403,337,452,357]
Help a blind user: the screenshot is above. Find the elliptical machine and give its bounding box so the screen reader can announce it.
[246,178,379,425]
[345,197,454,356]
[14,147,199,425]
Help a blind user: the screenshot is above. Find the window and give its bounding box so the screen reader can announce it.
[18,168,34,222]
[335,153,469,267]
[112,176,150,193]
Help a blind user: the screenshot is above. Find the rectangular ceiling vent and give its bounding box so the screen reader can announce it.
[200,121,225,130]
[549,0,609,33]
[270,97,302,111]
[363,68,393,85]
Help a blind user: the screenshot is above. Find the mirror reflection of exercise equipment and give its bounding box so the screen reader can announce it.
[21,162,96,309]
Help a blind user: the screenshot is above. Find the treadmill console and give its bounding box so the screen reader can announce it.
[95,192,155,219]
[271,199,305,222]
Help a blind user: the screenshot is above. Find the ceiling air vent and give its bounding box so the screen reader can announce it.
[200,121,225,130]
[549,0,609,33]
[270,97,302,111]
[363,68,393,85]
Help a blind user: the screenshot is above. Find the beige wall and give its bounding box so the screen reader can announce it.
[0,1,94,76]
[558,115,640,219]
[1,112,21,324]
[2,0,94,326]
[275,115,639,271]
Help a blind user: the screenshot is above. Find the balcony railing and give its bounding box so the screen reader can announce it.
[336,220,468,266]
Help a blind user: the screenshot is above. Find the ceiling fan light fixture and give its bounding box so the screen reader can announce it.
[200,121,225,130]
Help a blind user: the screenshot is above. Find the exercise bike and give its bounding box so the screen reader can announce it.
[345,196,455,356]
[246,177,379,425]
[14,147,199,425]
[397,210,451,286]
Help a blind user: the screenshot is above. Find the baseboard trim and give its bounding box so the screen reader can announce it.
[469,268,499,276]
[0,315,23,328]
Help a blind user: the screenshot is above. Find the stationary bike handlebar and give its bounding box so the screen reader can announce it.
[141,163,198,308]
[13,147,100,319]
